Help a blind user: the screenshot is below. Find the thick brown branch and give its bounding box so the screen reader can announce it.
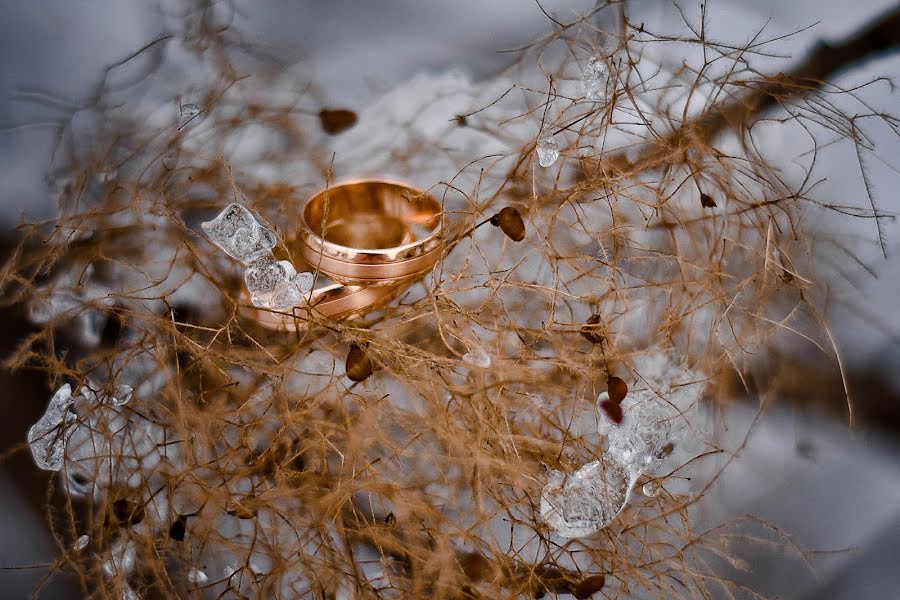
[603,3,900,176]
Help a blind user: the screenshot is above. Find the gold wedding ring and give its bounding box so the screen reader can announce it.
[299,179,443,285]
[244,179,444,331]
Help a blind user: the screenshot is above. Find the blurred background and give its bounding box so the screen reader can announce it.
[1,1,898,598]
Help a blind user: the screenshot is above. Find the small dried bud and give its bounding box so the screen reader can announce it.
[318,108,358,135]
[600,399,623,425]
[112,498,145,526]
[460,551,492,580]
[455,114,468,126]
[490,207,526,242]
[228,500,258,520]
[580,314,604,344]
[345,344,373,382]
[169,515,187,541]
[574,574,606,599]
[700,193,717,208]
[606,376,628,404]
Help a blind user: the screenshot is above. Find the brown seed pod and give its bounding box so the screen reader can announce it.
[607,375,628,404]
[573,574,606,599]
[700,193,717,208]
[318,108,358,135]
[227,496,258,520]
[346,344,373,382]
[600,399,623,425]
[459,551,492,580]
[580,314,604,344]
[168,515,188,541]
[490,206,526,242]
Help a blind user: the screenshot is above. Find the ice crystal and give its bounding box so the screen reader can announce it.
[74,534,89,551]
[540,457,635,538]
[27,383,77,471]
[27,266,112,347]
[642,480,661,497]
[201,203,276,264]
[600,387,694,474]
[462,346,491,369]
[581,55,608,102]
[180,103,201,118]
[536,135,559,167]
[103,538,137,578]
[187,568,208,585]
[245,257,294,302]
[120,582,140,600]
[112,384,134,406]
[244,258,314,309]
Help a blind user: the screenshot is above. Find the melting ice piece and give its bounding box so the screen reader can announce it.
[245,258,295,305]
[74,534,89,551]
[187,568,208,585]
[600,392,693,475]
[120,582,140,600]
[112,384,134,407]
[244,258,314,309]
[642,480,660,497]
[462,345,491,369]
[28,384,77,471]
[180,103,201,118]
[201,204,276,264]
[536,136,559,168]
[540,456,636,538]
[103,538,137,578]
[581,56,608,102]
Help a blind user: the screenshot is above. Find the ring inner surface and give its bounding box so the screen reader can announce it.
[322,213,411,249]
[303,181,440,251]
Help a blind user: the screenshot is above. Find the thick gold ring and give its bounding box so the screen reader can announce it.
[298,179,443,285]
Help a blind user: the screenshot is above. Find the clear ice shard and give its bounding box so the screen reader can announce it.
[540,456,636,538]
[112,384,134,406]
[180,103,201,117]
[600,392,693,475]
[536,136,559,168]
[74,534,89,550]
[245,258,314,309]
[103,538,137,578]
[541,355,706,537]
[462,344,491,369]
[642,480,660,497]
[581,56,608,102]
[245,258,295,304]
[187,568,209,585]
[201,203,276,264]
[28,383,76,471]
[203,202,315,309]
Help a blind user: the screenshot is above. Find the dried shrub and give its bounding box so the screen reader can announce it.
[2,1,897,599]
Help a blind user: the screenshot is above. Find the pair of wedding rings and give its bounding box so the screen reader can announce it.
[233,179,443,330]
